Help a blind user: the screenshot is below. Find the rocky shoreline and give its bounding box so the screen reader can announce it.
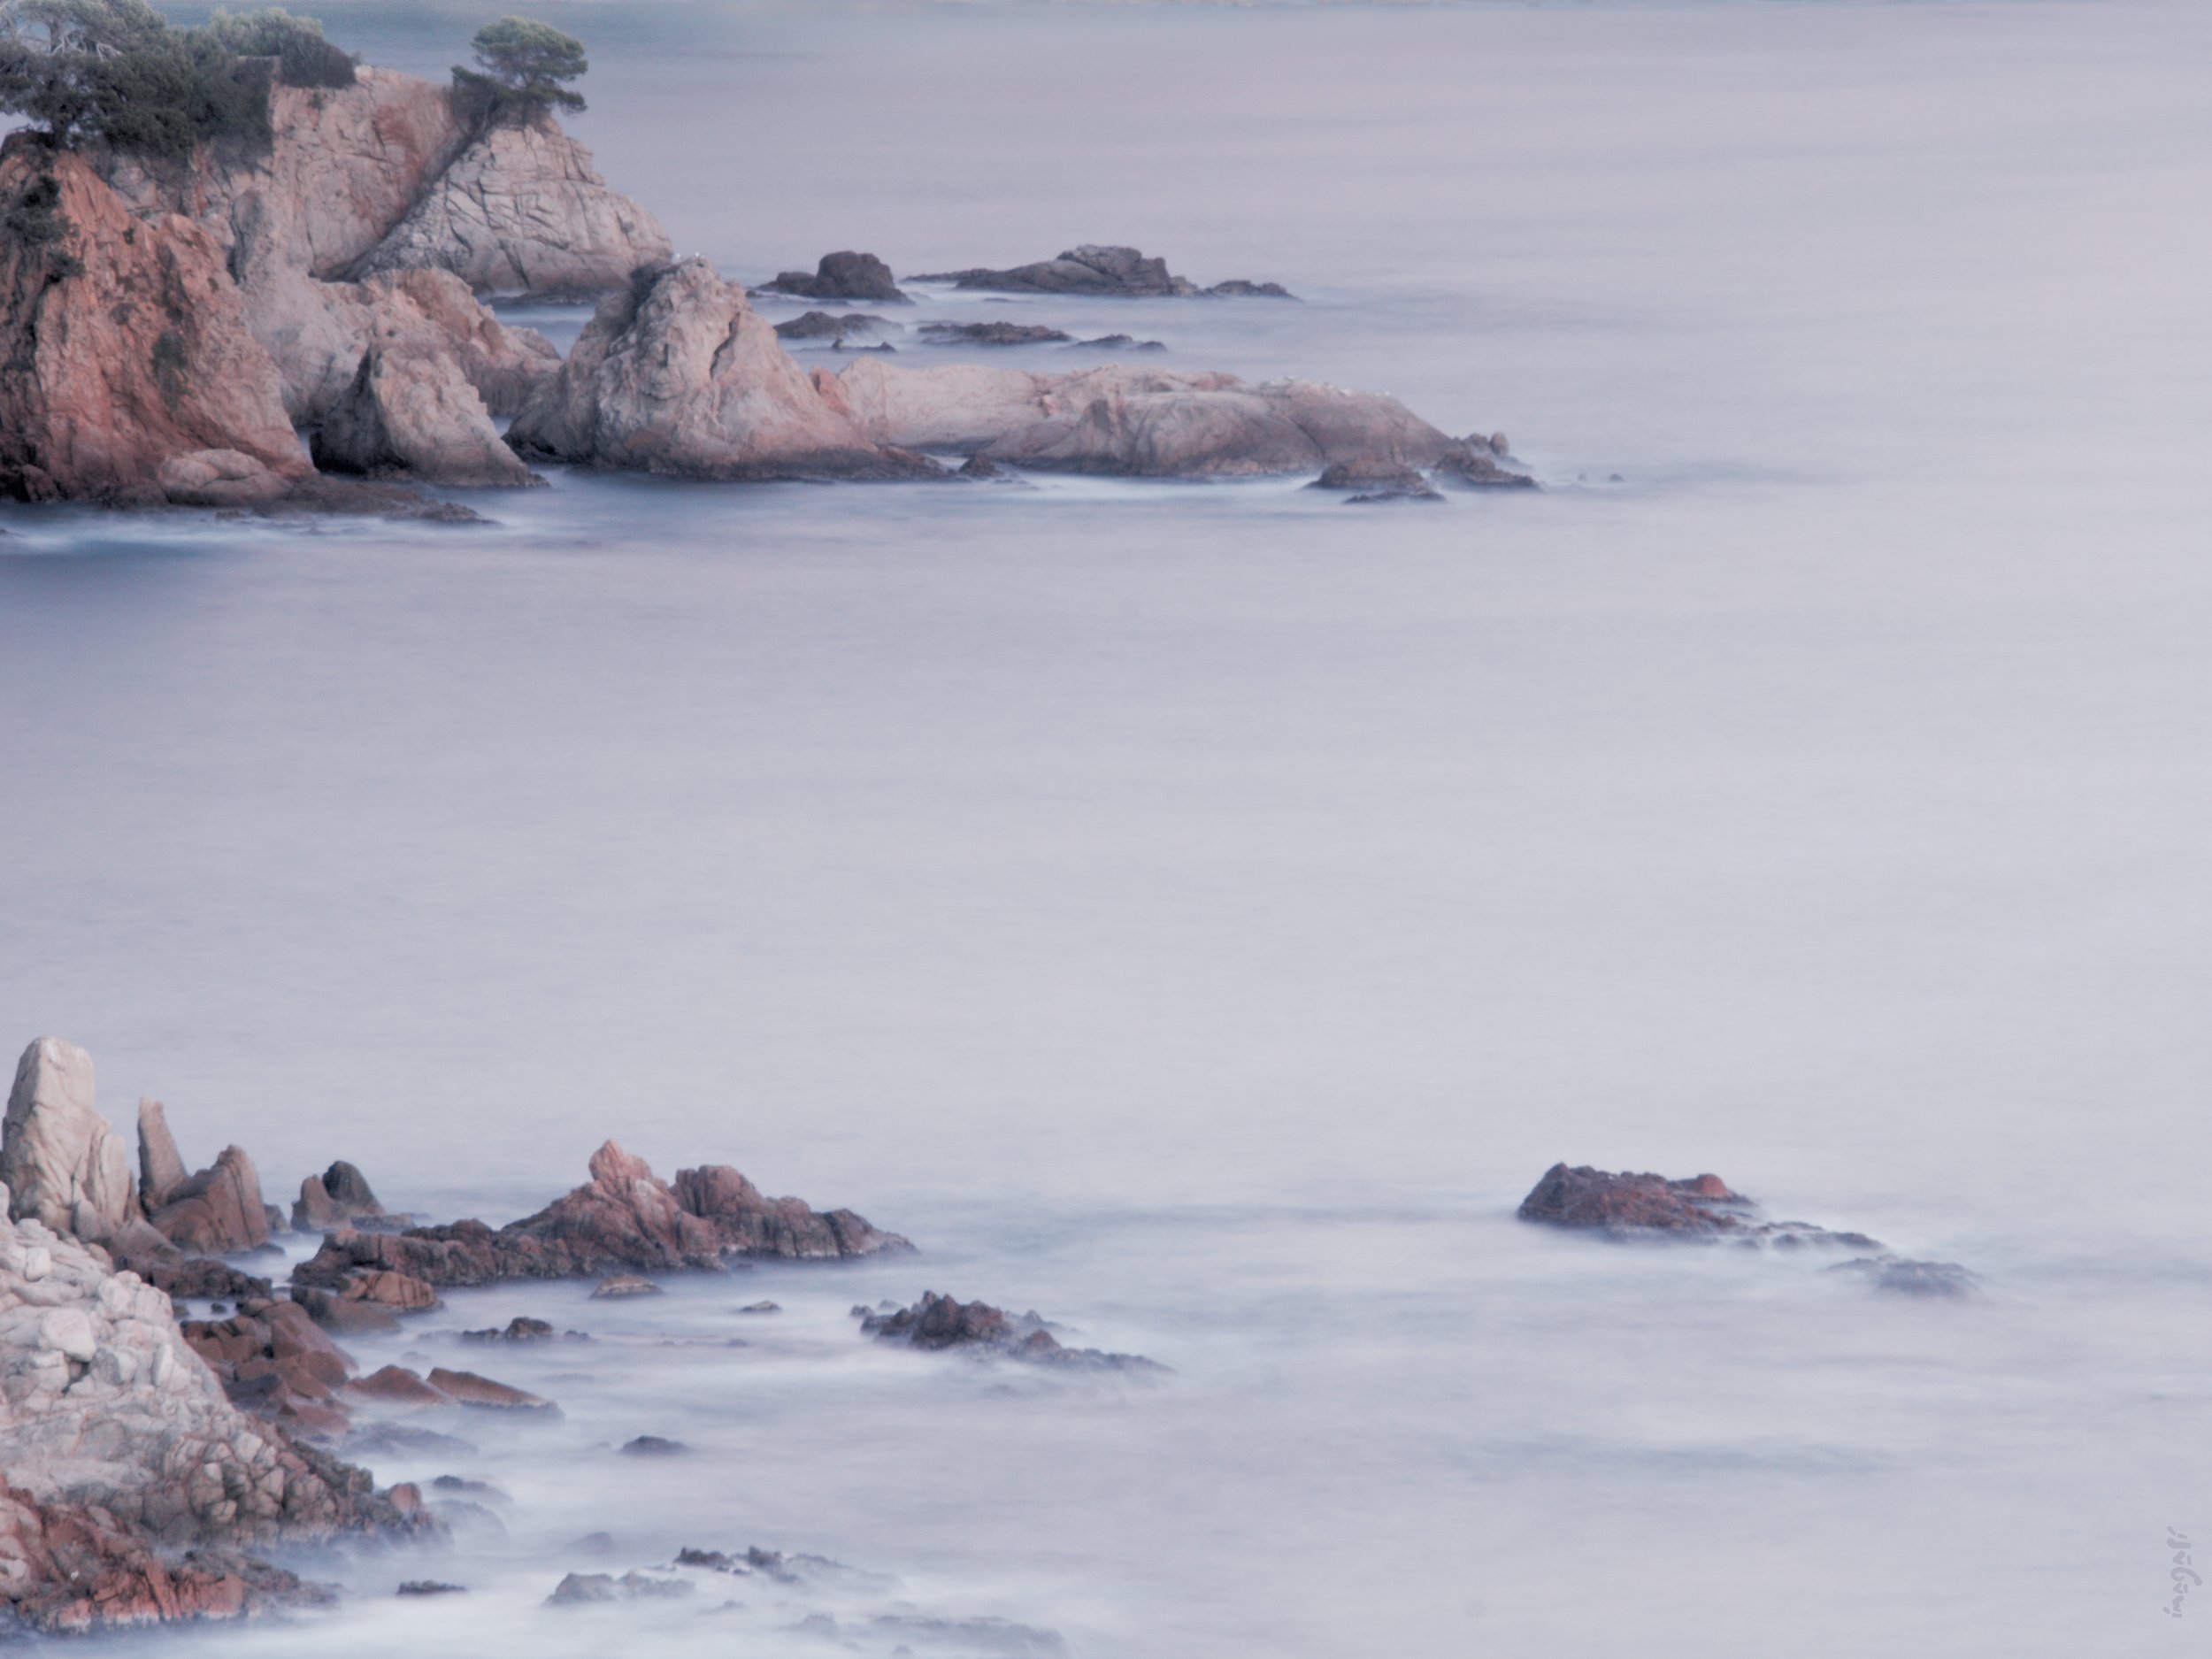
[0,1033,1981,1634]
[0,26,1530,510]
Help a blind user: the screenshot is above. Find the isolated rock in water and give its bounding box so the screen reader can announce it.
[461,1315,557,1341]
[312,341,541,487]
[0,148,311,506]
[774,310,893,343]
[591,1271,664,1299]
[0,1213,426,1632]
[620,1434,687,1456]
[856,1292,1164,1372]
[830,358,1462,478]
[293,1160,387,1232]
[350,111,672,298]
[910,244,1287,299]
[920,321,1072,346]
[3,1037,140,1247]
[148,1145,273,1256]
[1073,334,1167,353]
[506,259,938,480]
[1515,1163,1970,1292]
[762,251,908,303]
[1517,1164,1761,1235]
[291,1140,910,1290]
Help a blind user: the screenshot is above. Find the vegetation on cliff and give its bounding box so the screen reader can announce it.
[0,0,352,159]
[452,14,587,123]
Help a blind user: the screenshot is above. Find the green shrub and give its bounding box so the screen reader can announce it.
[0,0,357,158]
[452,15,585,123]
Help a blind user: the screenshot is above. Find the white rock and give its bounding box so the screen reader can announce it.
[38,1309,96,1363]
[3,1038,141,1246]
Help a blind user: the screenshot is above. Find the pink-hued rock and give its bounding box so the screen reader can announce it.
[829,356,1477,478]
[350,111,672,299]
[1515,1164,1755,1235]
[0,148,310,505]
[312,338,541,487]
[0,1214,427,1632]
[423,1367,555,1414]
[148,1145,272,1256]
[2,1037,141,1247]
[292,1161,387,1233]
[505,258,938,480]
[348,1364,446,1407]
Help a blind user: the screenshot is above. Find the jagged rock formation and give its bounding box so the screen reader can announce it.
[144,1145,272,1256]
[0,147,312,506]
[856,1292,1163,1372]
[505,259,939,480]
[1516,1164,1979,1295]
[910,244,1290,299]
[3,1038,144,1249]
[293,1161,387,1233]
[349,111,671,298]
[134,1102,188,1210]
[758,251,907,304]
[0,1206,427,1632]
[826,358,1483,478]
[292,1139,909,1292]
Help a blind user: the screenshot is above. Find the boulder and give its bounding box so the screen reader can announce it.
[590,1272,663,1300]
[0,1212,427,1632]
[460,1316,557,1341]
[349,111,672,299]
[288,1140,909,1291]
[288,1287,398,1335]
[909,244,1289,298]
[504,258,939,481]
[3,1038,140,1247]
[348,1364,447,1407]
[0,148,311,506]
[773,310,893,344]
[148,1146,272,1256]
[292,1160,387,1233]
[856,1292,1162,1373]
[830,357,1466,478]
[1432,440,1538,489]
[761,251,907,304]
[619,1434,687,1456]
[1516,1163,1976,1294]
[154,449,294,507]
[1310,460,1433,493]
[312,341,542,487]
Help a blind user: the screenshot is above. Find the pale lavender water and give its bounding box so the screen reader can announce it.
[6,2,2211,1654]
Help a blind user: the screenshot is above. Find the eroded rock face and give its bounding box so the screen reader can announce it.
[828,357,1463,478]
[506,259,938,480]
[0,1207,426,1632]
[856,1292,1162,1372]
[147,1145,273,1256]
[910,244,1289,299]
[291,1139,909,1292]
[3,1037,141,1247]
[350,112,672,299]
[0,147,311,506]
[313,340,541,487]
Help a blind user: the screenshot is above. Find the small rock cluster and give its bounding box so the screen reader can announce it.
[856,1292,1164,1372]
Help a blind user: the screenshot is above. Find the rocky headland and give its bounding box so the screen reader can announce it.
[0,19,1529,506]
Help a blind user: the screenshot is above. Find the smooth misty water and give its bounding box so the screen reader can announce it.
[6,2,2212,1654]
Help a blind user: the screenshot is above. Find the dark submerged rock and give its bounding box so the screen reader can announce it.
[396,1580,466,1595]
[1072,333,1166,352]
[1433,439,1537,489]
[909,244,1289,300]
[856,1291,1164,1373]
[1830,1257,1982,1299]
[620,1434,689,1456]
[774,310,893,344]
[920,321,1072,347]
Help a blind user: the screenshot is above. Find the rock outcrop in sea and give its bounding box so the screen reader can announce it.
[1517,1163,1980,1296]
[856,1291,1164,1371]
[759,250,909,304]
[292,1138,910,1294]
[910,243,1290,299]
